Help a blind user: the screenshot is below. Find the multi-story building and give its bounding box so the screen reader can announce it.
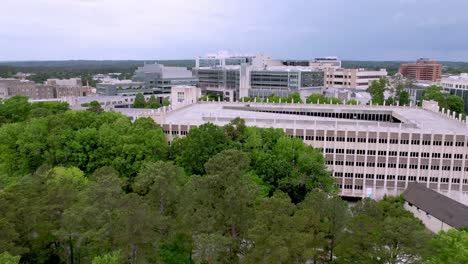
[126,87,468,205]
[0,78,85,99]
[325,68,388,90]
[96,80,146,96]
[399,59,442,82]
[441,73,468,113]
[132,63,197,92]
[195,53,324,101]
[310,57,342,69]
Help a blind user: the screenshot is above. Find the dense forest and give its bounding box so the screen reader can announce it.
[0,97,467,263]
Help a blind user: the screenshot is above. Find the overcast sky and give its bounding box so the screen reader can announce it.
[1,0,468,61]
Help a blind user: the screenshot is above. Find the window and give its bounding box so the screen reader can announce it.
[431,165,440,170]
[388,163,396,168]
[422,140,431,145]
[430,177,438,183]
[358,138,366,143]
[432,153,441,158]
[345,161,355,166]
[305,136,313,140]
[441,178,449,183]
[398,175,406,181]
[336,149,345,154]
[399,164,407,169]
[367,150,376,155]
[453,166,462,171]
[378,151,387,156]
[444,141,453,146]
[326,137,335,142]
[379,138,388,144]
[389,151,397,156]
[390,139,399,144]
[326,160,333,165]
[346,149,355,154]
[377,163,386,168]
[346,137,356,142]
[368,138,377,143]
[420,165,428,170]
[401,139,409,144]
[452,178,460,183]
[357,149,365,155]
[410,152,419,157]
[355,173,364,178]
[367,162,375,167]
[345,173,353,178]
[409,164,418,169]
[356,162,365,167]
[442,166,451,171]
[316,136,324,141]
[400,152,408,157]
[454,154,463,159]
[418,177,427,182]
[411,140,420,145]
[344,185,353,189]
[337,137,345,142]
[335,161,344,165]
[177,92,184,103]
[366,174,374,179]
[443,153,452,159]
[376,174,385,180]
[387,175,395,180]
[421,152,430,158]
[433,141,442,146]
[334,172,343,177]
[455,141,464,147]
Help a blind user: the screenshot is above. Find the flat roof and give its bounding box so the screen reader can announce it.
[163,102,468,134]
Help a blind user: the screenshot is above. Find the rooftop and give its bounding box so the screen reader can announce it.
[403,182,468,229]
[163,102,468,134]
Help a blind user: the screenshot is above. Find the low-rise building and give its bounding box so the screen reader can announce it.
[133,63,197,93]
[403,182,468,233]
[325,68,388,90]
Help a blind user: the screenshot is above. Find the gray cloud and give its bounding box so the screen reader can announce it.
[1,0,468,61]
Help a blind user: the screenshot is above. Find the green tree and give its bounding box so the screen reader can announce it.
[146,95,161,109]
[345,99,359,105]
[172,123,230,175]
[367,78,387,105]
[162,97,170,106]
[286,92,302,103]
[87,100,104,113]
[446,95,465,114]
[181,150,259,263]
[0,252,20,264]
[425,229,468,264]
[133,93,146,108]
[92,251,123,264]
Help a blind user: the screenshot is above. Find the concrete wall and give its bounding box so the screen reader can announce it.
[404,202,452,233]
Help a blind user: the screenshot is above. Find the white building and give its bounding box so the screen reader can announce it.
[310,57,342,69]
[119,87,468,205]
[441,73,468,113]
[403,182,468,233]
[325,68,388,90]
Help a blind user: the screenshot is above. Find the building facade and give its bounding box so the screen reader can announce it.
[441,73,468,113]
[324,68,388,90]
[132,63,197,93]
[399,59,442,82]
[134,92,468,205]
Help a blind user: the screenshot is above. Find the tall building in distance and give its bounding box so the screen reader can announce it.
[399,58,442,82]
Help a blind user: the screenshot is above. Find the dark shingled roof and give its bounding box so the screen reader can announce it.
[402,182,468,229]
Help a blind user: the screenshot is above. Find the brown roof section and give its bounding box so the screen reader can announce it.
[403,183,468,229]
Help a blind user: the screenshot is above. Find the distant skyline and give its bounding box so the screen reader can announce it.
[2,0,468,61]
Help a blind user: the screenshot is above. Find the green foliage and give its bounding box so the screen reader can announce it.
[0,252,20,264]
[87,100,104,113]
[146,95,161,109]
[133,93,146,108]
[425,229,468,264]
[0,96,69,125]
[423,85,465,114]
[0,110,167,178]
[306,93,343,104]
[367,78,387,105]
[162,97,170,106]
[92,251,123,264]
[345,99,359,105]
